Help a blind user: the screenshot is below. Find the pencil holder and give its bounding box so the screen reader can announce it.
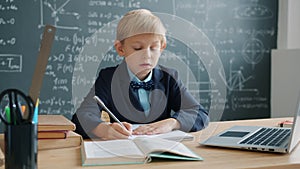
[4,123,37,169]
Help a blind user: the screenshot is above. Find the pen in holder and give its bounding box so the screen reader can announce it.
[4,123,37,169]
[0,89,38,169]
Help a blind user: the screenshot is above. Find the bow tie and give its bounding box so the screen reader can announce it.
[130,80,154,90]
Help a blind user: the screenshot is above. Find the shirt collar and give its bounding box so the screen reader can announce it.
[127,67,152,83]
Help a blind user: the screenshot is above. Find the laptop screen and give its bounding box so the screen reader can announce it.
[288,92,300,152]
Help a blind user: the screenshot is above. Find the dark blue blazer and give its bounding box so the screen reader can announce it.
[72,61,209,139]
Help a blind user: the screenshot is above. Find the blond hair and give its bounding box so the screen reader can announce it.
[116,9,166,42]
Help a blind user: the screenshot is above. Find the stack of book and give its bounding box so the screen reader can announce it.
[38,115,82,150]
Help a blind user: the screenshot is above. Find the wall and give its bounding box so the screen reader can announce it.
[271,49,300,118]
[271,0,300,118]
[277,0,300,49]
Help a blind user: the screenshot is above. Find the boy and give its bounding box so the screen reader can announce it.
[72,9,209,140]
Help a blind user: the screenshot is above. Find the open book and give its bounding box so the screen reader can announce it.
[81,137,202,166]
[130,130,194,142]
[131,124,194,141]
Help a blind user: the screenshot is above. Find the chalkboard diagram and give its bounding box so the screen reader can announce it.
[242,36,265,69]
[235,1,275,70]
[234,2,274,20]
[0,54,22,72]
[220,58,256,93]
[0,37,16,46]
[0,0,278,123]
[38,0,81,30]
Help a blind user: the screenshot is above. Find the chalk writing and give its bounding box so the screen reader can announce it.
[0,0,278,123]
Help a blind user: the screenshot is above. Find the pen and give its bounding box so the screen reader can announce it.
[32,98,39,124]
[5,106,11,123]
[21,105,26,114]
[93,96,128,131]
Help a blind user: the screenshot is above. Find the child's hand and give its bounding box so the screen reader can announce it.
[93,122,132,140]
[132,118,180,135]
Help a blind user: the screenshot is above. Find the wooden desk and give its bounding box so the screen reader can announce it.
[3,117,300,169]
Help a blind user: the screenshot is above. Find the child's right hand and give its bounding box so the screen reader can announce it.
[92,122,132,140]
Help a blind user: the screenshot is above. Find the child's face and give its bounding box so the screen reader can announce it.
[116,34,166,80]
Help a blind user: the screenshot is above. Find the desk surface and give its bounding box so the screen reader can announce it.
[3,117,300,169]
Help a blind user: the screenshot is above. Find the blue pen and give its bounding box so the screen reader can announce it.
[32,98,39,124]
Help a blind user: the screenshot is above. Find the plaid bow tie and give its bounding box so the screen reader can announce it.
[130,80,154,90]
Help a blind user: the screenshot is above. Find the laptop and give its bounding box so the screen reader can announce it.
[200,93,300,153]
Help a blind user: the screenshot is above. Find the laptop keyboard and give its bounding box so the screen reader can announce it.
[239,127,291,147]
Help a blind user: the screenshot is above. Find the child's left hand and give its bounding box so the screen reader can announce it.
[132,118,180,135]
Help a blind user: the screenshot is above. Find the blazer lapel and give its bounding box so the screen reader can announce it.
[116,61,148,122]
[147,66,167,122]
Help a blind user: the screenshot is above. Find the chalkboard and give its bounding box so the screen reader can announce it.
[0,0,278,124]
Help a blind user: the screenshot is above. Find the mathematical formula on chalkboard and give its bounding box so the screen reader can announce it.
[0,0,278,122]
